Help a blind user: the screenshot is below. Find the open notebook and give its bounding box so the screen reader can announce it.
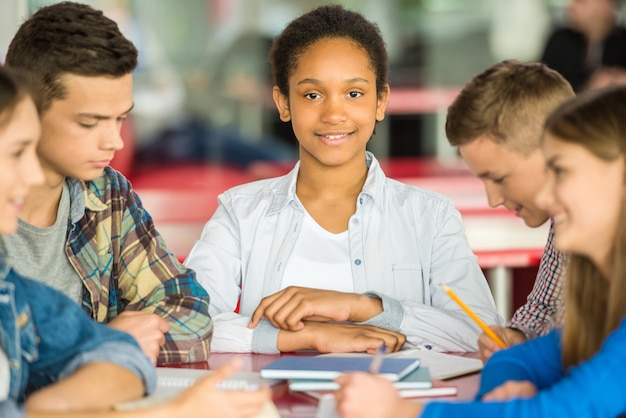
[154,368,282,397]
[115,367,282,417]
[320,347,483,380]
[387,348,483,380]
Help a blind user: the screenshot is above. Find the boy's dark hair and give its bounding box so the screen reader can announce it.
[5,1,138,111]
[269,4,388,98]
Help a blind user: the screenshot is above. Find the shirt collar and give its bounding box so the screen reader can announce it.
[360,151,386,208]
[67,177,108,223]
[267,151,387,213]
[267,161,300,214]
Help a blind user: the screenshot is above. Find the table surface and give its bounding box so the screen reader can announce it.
[173,352,479,418]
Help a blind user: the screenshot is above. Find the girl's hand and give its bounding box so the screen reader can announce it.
[276,321,405,353]
[249,286,382,330]
[335,372,423,418]
[163,359,272,418]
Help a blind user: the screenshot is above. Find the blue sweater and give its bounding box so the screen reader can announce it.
[423,318,626,417]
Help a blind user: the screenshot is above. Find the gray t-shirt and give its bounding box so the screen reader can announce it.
[0,183,83,303]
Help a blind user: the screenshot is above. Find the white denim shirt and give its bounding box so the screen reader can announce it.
[186,153,503,354]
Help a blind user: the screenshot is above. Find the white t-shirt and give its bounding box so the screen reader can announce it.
[281,210,354,293]
[0,346,9,401]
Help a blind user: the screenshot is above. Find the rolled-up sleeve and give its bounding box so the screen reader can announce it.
[58,341,156,395]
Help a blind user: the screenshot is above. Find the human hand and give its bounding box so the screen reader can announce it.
[335,372,423,418]
[162,359,272,418]
[24,363,144,412]
[587,67,626,90]
[478,326,525,363]
[482,380,537,401]
[277,322,405,353]
[249,286,382,331]
[108,311,169,364]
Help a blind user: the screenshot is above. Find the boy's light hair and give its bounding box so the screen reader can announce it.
[446,60,575,156]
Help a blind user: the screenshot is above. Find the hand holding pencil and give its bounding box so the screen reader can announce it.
[441,284,508,350]
[477,326,526,362]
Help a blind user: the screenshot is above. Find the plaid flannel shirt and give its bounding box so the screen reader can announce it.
[507,220,565,339]
[66,167,212,364]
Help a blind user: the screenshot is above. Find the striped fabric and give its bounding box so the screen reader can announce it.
[65,167,212,365]
[508,220,565,339]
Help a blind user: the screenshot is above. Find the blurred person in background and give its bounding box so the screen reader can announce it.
[541,0,626,92]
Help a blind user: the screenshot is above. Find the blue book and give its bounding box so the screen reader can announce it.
[288,366,432,391]
[260,355,420,381]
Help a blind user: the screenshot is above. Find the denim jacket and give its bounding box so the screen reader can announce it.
[0,256,155,418]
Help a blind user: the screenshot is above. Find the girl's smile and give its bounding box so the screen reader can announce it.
[536,132,625,272]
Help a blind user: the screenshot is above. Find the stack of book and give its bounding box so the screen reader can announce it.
[260,355,456,398]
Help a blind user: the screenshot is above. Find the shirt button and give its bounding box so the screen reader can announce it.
[352,218,360,226]
[354,259,362,265]
[359,197,363,205]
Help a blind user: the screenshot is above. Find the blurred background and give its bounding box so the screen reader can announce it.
[2,0,624,319]
[1,0,607,172]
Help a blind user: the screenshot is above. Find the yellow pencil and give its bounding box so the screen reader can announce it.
[441,284,508,349]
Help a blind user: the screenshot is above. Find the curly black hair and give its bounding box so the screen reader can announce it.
[269,4,389,98]
[5,1,137,111]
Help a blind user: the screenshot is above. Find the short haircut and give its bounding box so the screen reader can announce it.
[268,4,388,99]
[5,1,138,111]
[446,60,575,155]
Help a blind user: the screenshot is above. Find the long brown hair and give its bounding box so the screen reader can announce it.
[543,85,626,369]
